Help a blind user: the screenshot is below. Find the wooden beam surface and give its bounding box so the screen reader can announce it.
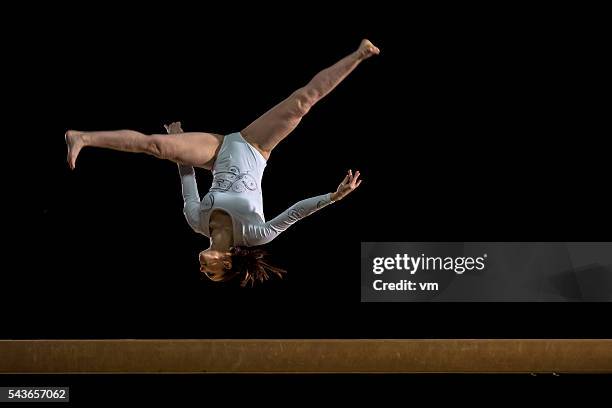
[1,339,611,373]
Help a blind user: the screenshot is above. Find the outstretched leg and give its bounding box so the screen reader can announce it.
[65,129,223,170]
[241,39,380,160]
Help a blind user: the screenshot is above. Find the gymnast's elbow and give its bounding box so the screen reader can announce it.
[247,230,278,246]
[185,220,202,234]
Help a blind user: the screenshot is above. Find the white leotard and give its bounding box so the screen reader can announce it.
[178,132,334,246]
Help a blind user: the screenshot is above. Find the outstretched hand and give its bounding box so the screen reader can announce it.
[331,169,362,202]
[164,121,183,134]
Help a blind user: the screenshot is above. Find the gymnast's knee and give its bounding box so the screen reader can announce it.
[290,87,317,118]
[146,135,173,159]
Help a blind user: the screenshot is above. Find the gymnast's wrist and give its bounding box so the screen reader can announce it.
[330,192,340,202]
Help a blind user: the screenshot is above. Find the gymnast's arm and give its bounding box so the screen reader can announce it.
[178,164,202,233]
[165,122,202,233]
[246,192,335,245]
[246,169,362,245]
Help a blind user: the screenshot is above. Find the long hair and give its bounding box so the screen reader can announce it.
[227,246,286,287]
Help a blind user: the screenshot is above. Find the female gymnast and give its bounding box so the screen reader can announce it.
[65,39,380,286]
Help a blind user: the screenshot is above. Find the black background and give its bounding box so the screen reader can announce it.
[4,4,610,342]
[0,373,609,404]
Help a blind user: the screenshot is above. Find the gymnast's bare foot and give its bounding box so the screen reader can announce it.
[357,39,380,60]
[65,130,85,170]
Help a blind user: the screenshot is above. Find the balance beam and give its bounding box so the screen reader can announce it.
[1,339,611,373]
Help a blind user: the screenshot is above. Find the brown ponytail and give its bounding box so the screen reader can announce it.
[228,246,286,287]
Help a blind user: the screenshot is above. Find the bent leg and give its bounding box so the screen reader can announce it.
[241,39,379,160]
[65,129,223,170]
